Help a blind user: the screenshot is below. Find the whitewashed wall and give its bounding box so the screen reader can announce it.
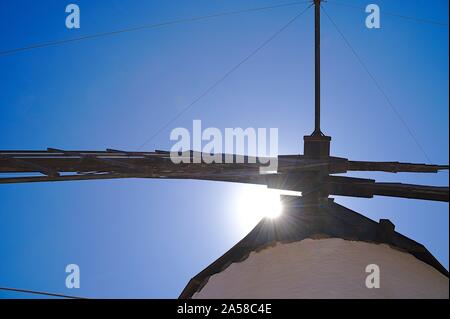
[193,238,449,299]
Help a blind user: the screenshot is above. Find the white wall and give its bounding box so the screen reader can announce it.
[193,238,449,299]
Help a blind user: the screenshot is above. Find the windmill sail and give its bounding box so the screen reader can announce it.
[0,0,448,300]
[0,149,448,202]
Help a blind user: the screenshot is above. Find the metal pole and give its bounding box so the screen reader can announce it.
[314,0,321,135]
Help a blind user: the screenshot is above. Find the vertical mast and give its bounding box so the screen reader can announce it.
[314,0,321,136]
[304,0,330,161]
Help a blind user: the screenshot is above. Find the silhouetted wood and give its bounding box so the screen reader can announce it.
[0,149,448,202]
[0,1,447,205]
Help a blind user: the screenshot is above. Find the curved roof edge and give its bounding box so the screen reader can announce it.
[179,196,449,299]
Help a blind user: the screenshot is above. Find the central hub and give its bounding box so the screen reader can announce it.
[303,134,331,159]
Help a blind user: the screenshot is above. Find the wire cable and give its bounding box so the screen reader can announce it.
[137,4,313,150]
[321,5,431,163]
[0,1,310,57]
[327,0,448,27]
[0,286,87,299]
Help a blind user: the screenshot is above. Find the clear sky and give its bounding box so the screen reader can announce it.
[0,0,448,298]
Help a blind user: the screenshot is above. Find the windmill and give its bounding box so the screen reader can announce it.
[0,0,448,298]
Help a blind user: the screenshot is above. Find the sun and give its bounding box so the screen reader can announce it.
[234,186,284,231]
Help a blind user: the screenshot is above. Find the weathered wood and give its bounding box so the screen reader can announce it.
[0,149,448,202]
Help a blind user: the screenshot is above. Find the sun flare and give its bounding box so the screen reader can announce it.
[234,186,286,231]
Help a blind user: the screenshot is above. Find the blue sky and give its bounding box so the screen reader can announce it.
[0,0,448,298]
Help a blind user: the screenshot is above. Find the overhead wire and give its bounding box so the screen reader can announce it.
[0,286,87,299]
[0,1,310,57]
[321,5,431,163]
[327,0,448,27]
[137,4,313,150]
